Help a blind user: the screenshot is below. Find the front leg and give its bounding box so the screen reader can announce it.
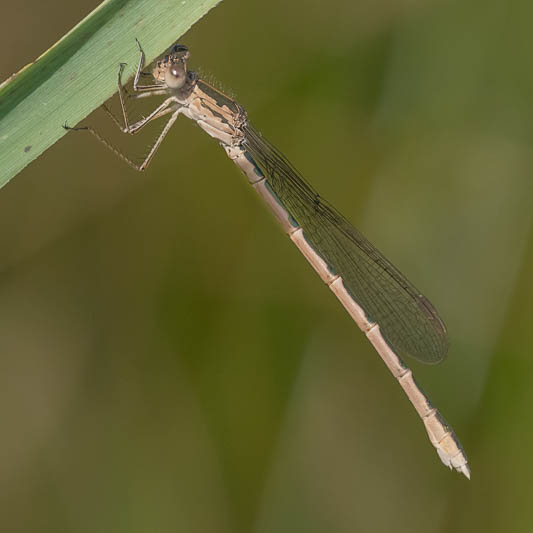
[132,39,164,93]
[116,40,166,131]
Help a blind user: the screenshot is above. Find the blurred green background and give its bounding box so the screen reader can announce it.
[1,0,532,531]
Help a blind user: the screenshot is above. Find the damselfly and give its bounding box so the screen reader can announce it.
[64,41,469,478]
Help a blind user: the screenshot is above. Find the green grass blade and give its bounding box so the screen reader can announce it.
[0,0,222,187]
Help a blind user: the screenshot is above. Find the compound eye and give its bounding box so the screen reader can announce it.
[165,63,186,89]
[170,44,190,60]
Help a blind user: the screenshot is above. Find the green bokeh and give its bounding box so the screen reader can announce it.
[1,0,532,532]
